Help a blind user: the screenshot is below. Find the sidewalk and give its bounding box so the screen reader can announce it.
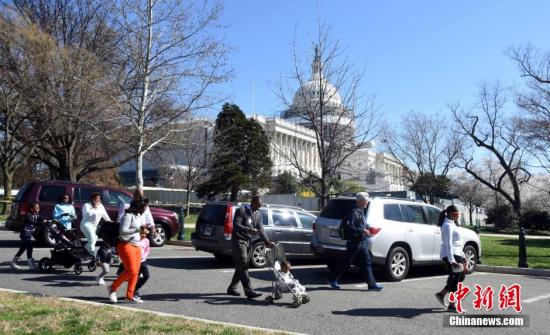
[479,233,550,240]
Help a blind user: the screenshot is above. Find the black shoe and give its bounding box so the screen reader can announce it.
[246,292,262,300]
[226,288,241,297]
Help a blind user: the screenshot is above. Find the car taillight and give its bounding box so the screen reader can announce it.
[223,205,233,240]
[19,202,29,216]
[312,222,317,231]
[368,227,381,236]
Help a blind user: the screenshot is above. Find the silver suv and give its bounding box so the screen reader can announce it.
[191,202,316,268]
[311,197,482,281]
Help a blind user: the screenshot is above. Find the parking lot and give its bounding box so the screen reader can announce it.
[0,230,548,335]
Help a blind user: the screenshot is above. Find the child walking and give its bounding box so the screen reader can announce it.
[11,203,45,270]
[134,227,151,301]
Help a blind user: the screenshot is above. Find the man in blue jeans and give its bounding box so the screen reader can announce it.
[328,192,384,291]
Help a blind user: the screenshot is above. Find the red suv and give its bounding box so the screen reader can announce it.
[5,181,179,247]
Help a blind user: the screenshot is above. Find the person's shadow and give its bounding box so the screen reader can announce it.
[70,291,293,307]
[333,307,446,319]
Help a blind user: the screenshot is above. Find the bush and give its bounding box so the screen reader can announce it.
[485,205,515,230]
[520,210,550,231]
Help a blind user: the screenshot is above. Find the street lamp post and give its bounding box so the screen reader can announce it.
[177,206,185,240]
[518,226,528,268]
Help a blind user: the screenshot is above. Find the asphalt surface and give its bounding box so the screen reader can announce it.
[0,230,548,335]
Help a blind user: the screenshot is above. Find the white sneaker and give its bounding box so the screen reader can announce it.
[126,296,143,304]
[108,286,117,303]
[27,258,37,270]
[96,277,106,286]
[10,258,21,270]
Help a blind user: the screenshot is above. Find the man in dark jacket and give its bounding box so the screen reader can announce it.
[328,192,383,291]
[227,196,275,299]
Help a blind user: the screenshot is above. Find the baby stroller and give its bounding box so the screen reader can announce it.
[96,221,121,265]
[262,243,310,308]
[38,220,97,275]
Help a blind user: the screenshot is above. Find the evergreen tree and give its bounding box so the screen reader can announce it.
[196,103,272,201]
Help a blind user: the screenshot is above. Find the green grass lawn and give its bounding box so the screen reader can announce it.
[0,291,282,335]
[182,214,198,225]
[480,236,550,269]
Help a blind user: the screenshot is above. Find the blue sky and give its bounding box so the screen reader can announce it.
[202,1,550,125]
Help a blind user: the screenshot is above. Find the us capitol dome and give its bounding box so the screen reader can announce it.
[282,47,353,132]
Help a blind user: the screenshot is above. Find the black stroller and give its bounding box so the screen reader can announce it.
[38,220,97,275]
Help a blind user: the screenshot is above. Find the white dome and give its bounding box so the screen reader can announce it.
[292,78,343,109]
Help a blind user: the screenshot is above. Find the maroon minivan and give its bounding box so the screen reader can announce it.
[5,181,179,247]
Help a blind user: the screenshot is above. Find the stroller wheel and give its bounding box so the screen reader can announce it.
[112,256,120,265]
[87,261,97,272]
[290,299,302,308]
[74,264,83,275]
[264,296,274,304]
[301,295,310,304]
[39,257,52,273]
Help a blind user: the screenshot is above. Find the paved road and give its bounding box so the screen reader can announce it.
[0,230,547,335]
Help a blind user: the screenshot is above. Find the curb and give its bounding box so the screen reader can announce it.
[476,264,550,277]
[166,240,193,247]
[0,288,302,335]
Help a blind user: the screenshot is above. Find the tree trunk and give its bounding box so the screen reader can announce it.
[185,169,192,217]
[469,206,474,226]
[230,185,239,202]
[136,150,144,190]
[1,169,13,215]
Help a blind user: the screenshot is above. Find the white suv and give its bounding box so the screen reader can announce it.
[310,197,481,281]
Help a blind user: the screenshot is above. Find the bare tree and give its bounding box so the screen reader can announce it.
[382,112,463,203]
[276,23,380,208]
[451,174,489,226]
[508,45,550,177]
[2,1,130,181]
[150,120,211,216]
[108,0,230,191]
[450,83,531,217]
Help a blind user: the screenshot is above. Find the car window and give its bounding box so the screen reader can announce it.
[320,199,356,219]
[401,204,428,224]
[199,204,228,226]
[107,190,132,206]
[426,207,441,225]
[74,187,101,203]
[38,185,66,203]
[15,183,32,201]
[271,209,297,227]
[297,212,315,229]
[259,208,269,226]
[383,204,402,221]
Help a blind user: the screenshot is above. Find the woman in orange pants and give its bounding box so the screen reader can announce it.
[108,199,146,304]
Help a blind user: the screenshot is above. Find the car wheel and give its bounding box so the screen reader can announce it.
[250,242,267,268]
[40,227,56,247]
[385,246,410,282]
[149,223,166,247]
[463,245,477,274]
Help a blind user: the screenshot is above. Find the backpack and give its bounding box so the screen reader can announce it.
[338,215,353,240]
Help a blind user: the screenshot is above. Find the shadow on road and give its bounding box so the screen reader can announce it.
[333,307,446,318]
[147,257,235,270]
[22,274,98,287]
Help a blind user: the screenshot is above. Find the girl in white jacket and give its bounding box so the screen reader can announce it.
[80,192,111,257]
[435,205,466,313]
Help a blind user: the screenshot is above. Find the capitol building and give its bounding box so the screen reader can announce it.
[120,48,405,193]
[254,48,405,192]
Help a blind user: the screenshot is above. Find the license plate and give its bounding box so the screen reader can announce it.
[203,226,213,236]
[329,229,340,238]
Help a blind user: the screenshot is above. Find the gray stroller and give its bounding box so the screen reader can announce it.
[262,243,310,308]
